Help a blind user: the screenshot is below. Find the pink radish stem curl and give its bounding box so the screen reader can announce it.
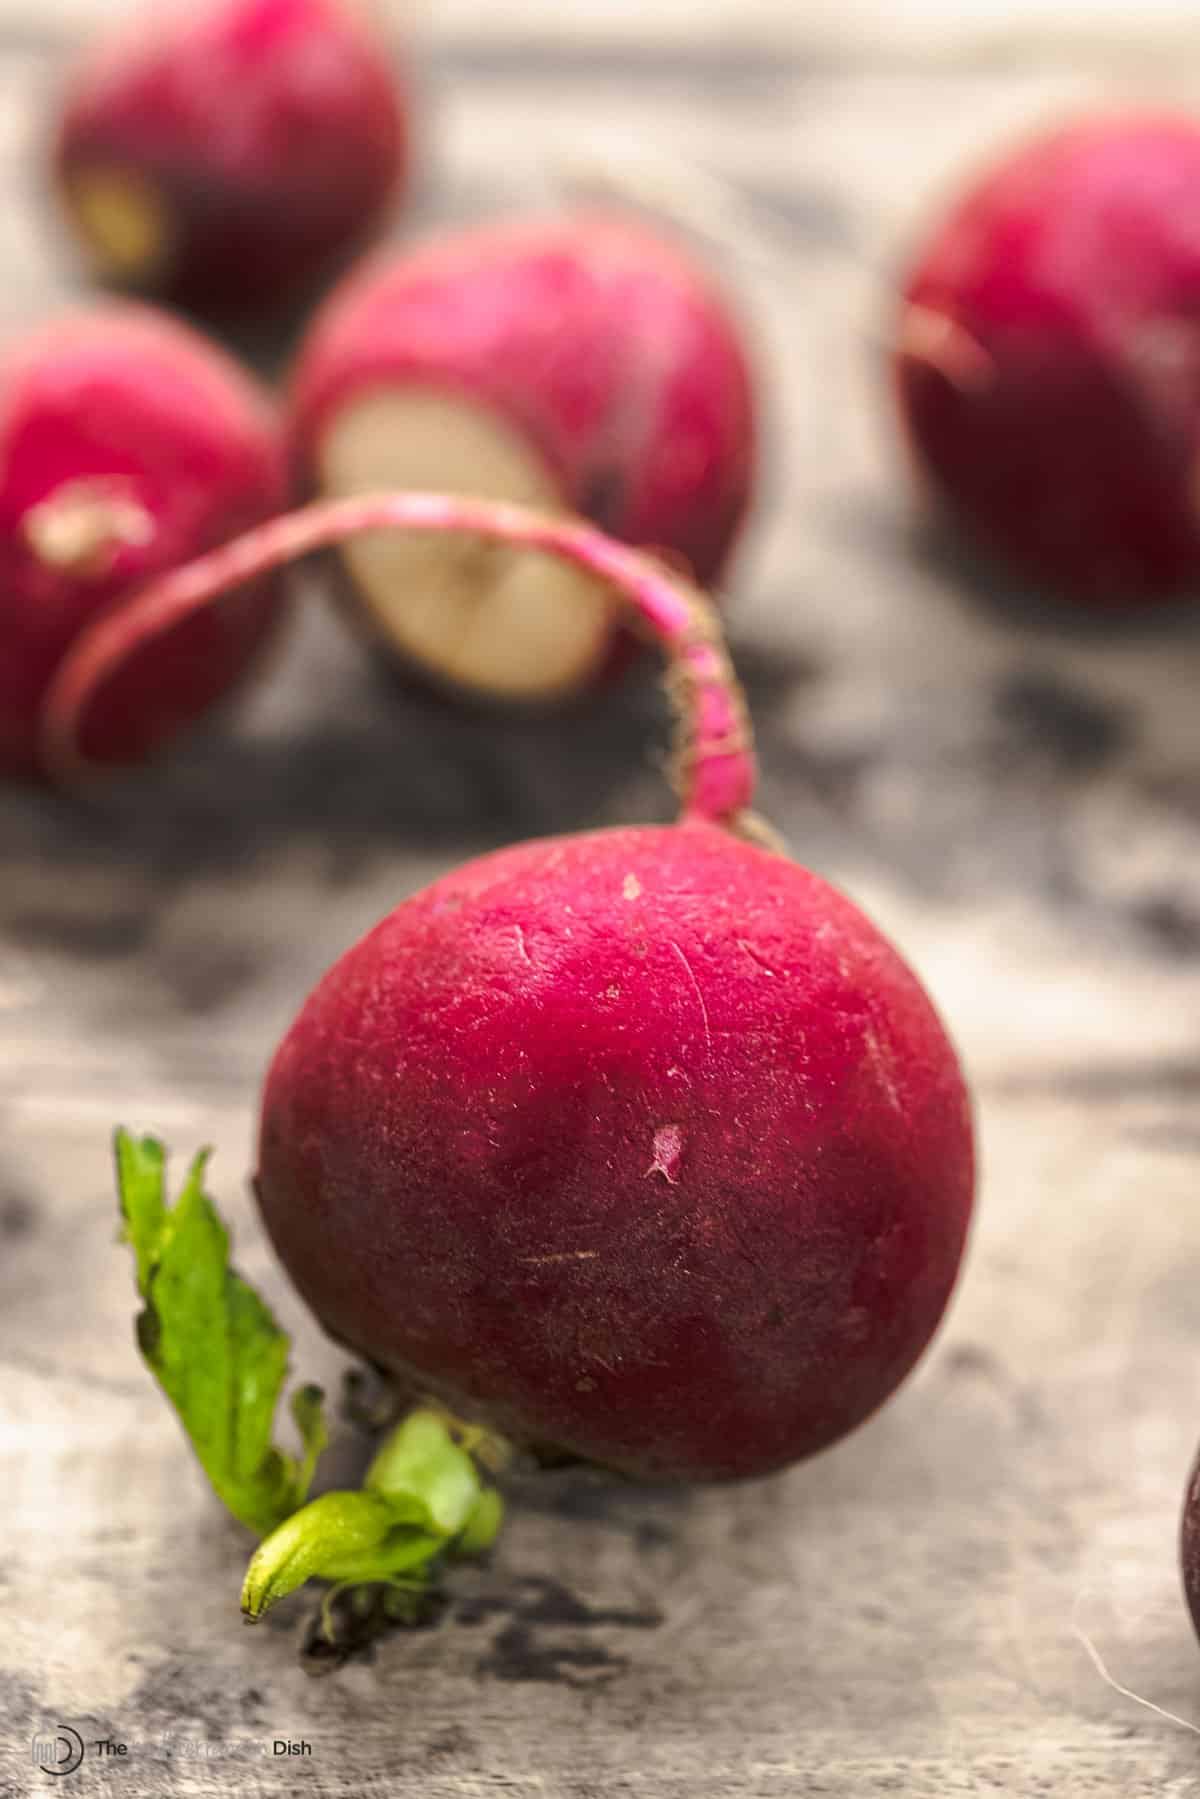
[38,492,757,823]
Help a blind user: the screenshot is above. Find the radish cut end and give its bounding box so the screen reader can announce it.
[64,164,174,281]
[22,477,155,579]
[895,303,995,394]
[319,389,617,700]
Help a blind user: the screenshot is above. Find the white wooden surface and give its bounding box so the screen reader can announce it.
[3,4,1200,1795]
[12,0,1200,55]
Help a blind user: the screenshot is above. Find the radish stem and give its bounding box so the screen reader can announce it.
[40,492,757,825]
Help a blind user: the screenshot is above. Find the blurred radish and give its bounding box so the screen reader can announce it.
[53,0,410,319]
[287,211,758,702]
[895,113,1200,609]
[1184,1452,1200,1645]
[1,306,286,778]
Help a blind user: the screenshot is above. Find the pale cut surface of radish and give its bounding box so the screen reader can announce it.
[319,389,617,700]
[64,164,174,281]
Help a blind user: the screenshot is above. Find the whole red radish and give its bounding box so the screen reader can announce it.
[53,0,410,319]
[258,819,973,1481]
[1183,1453,1200,1644]
[895,113,1200,609]
[50,496,973,1483]
[0,305,286,779]
[287,211,757,701]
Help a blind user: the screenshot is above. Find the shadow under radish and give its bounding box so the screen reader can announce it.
[908,509,1200,647]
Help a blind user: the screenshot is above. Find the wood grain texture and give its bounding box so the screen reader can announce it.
[3,6,1200,1796]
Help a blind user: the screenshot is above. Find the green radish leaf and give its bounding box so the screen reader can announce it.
[241,1411,506,1626]
[115,1129,506,1655]
[364,1409,482,1534]
[116,1129,166,1293]
[114,1127,326,1538]
[240,1490,445,1620]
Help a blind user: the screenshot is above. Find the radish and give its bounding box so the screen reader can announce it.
[286,211,758,702]
[894,113,1200,609]
[53,0,410,319]
[68,496,974,1498]
[1184,1453,1200,1645]
[1,305,287,779]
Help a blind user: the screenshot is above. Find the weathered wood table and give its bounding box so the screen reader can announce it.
[3,4,1200,1794]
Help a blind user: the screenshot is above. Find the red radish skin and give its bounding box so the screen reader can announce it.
[53,0,409,319]
[286,212,757,701]
[895,114,1200,609]
[1184,1454,1200,1644]
[1,306,287,779]
[258,820,973,1480]
[51,494,973,1482]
